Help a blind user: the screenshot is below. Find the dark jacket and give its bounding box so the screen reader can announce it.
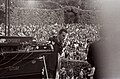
[87,39,107,79]
[46,36,63,71]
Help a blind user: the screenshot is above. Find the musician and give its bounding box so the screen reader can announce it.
[87,28,106,79]
[45,29,68,78]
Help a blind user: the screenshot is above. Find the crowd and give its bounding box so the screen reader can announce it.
[0,23,101,58]
[0,23,101,43]
[0,4,101,78]
[0,23,101,78]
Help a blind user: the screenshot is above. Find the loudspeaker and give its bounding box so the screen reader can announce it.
[0,59,43,79]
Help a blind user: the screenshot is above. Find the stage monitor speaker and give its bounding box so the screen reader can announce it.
[0,59,43,79]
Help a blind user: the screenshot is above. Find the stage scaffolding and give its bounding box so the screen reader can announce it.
[4,0,10,36]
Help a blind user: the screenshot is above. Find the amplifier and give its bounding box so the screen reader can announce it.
[0,59,43,79]
[0,36,33,52]
[0,36,33,44]
[0,49,53,79]
[0,36,53,78]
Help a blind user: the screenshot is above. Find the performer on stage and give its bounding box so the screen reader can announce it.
[87,28,105,79]
[45,29,68,79]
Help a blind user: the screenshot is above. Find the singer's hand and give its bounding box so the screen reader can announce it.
[50,44,54,51]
